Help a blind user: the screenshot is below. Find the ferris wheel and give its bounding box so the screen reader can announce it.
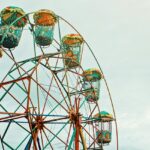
[0,6,118,150]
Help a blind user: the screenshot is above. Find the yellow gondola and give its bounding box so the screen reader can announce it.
[0,6,27,49]
[62,34,83,68]
[93,111,113,144]
[82,68,102,102]
[33,9,57,46]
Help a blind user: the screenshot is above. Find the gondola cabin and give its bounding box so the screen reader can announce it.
[62,34,83,68]
[93,111,113,144]
[0,6,27,49]
[82,68,102,102]
[33,9,57,46]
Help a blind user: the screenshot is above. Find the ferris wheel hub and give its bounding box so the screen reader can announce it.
[69,109,81,123]
[31,116,44,130]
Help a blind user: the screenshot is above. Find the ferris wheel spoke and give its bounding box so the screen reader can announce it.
[88,123,103,149]
[89,120,96,149]
[43,55,71,109]
[27,79,38,117]
[41,76,55,116]
[81,125,100,149]
[39,129,44,149]
[83,104,97,129]
[87,133,102,149]
[57,70,74,108]
[31,77,68,113]
[62,67,84,109]
[40,57,57,116]
[42,64,71,110]
[54,73,73,107]
[43,116,69,124]
[34,68,41,115]
[60,68,68,83]
[42,128,54,150]
[43,122,70,150]
[72,91,83,110]
[0,112,26,116]
[0,114,26,123]
[0,76,29,88]
[65,123,73,150]
[27,78,65,116]
[51,74,70,109]
[42,98,65,121]
[67,69,83,77]
[40,54,69,116]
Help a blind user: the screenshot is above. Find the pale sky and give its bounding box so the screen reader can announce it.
[0,0,150,150]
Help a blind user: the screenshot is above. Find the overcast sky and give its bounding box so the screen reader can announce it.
[1,0,150,150]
